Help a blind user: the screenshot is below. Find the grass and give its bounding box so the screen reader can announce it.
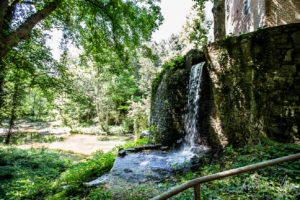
[0,147,72,200]
[91,139,300,200]
[148,139,300,200]
[0,138,150,200]
[0,138,299,200]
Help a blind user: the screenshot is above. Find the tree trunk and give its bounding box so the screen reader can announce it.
[213,0,226,41]
[95,67,102,126]
[0,71,5,110]
[5,82,19,144]
[0,1,58,110]
[31,90,36,119]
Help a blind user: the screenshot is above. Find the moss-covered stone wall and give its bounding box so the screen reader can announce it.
[205,23,300,147]
[150,50,205,146]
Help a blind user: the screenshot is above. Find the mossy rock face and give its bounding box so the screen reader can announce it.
[150,50,205,146]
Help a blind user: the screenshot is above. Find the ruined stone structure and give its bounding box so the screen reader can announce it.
[150,23,300,148]
[226,0,300,35]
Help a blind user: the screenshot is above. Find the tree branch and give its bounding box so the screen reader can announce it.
[6,0,58,48]
[0,0,58,60]
[3,0,23,33]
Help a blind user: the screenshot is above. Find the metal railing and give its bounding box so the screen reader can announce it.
[151,153,300,200]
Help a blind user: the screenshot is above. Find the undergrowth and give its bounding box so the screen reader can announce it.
[0,138,299,200]
[0,138,150,200]
[97,139,300,200]
[0,148,72,200]
[154,139,300,200]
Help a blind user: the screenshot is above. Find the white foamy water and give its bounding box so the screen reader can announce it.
[183,62,206,152]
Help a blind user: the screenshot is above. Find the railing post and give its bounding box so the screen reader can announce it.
[194,184,200,200]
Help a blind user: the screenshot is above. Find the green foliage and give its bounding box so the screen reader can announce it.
[151,56,186,100]
[154,140,300,200]
[0,0,163,140]
[85,188,112,200]
[0,137,152,200]
[0,148,72,200]
[58,150,115,185]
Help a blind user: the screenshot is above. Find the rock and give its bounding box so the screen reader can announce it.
[124,148,136,153]
[203,23,300,145]
[140,130,151,138]
[109,150,198,184]
[160,146,170,151]
[124,168,133,173]
[118,149,126,157]
[142,145,162,150]
[85,174,109,187]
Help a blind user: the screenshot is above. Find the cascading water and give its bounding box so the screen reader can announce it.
[183,62,205,152]
[88,62,209,187]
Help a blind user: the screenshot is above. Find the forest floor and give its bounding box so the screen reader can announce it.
[0,120,129,155]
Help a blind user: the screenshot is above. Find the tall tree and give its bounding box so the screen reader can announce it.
[0,0,163,109]
[212,0,225,41]
[192,0,225,41]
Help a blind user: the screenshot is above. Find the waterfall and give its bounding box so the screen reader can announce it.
[183,62,205,152]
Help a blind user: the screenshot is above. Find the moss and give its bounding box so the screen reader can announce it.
[150,56,186,104]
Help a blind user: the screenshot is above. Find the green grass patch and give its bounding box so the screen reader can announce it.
[0,138,151,200]
[150,139,300,200]
[0,148,72,200]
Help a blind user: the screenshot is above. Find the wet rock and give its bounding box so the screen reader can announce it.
[140,130,151,138]
[142,145,161,150]
[118,149,126,157]
[109,150,198,184]
[160,146,170,151]
[125,148,137,153]
[85,174,109,187]
[124,168,133,173]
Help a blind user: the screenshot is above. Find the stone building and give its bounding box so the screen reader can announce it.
[226,0,300,35]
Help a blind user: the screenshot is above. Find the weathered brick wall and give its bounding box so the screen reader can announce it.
[226,0,266,35]
[266,0,300,26]
[205,23,300,147]
[226,0,300,36]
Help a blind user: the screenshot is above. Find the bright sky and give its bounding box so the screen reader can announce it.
[152,0,195,42]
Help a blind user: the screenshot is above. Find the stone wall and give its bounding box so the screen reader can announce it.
[205,23,300,147]
[266,0,300,27]
[150,50,205,146]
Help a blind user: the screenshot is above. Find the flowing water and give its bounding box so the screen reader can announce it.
[88,62,208,186]
[182,62,207,153]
